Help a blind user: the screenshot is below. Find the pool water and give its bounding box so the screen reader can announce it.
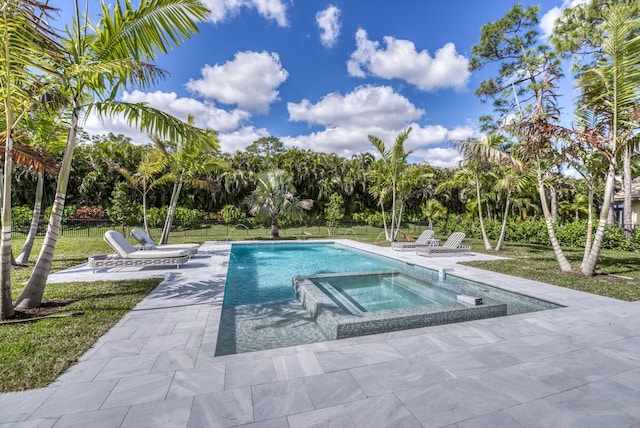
[312,272,459,313]
[223,242,408,306]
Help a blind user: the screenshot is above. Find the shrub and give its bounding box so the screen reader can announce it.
[220,205,249,225]
[69,206,108,220]
[12,206,34,228]
[173,207,202,229]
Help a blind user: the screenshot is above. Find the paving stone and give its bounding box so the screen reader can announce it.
[224,358,276,390]
[30,380,118,419]
[0,389,55,423]
[287,405,355,428]
[345,394,421,428]
[273,351,324,381]
[188,388,253,427]
[120,396,193,428]
[455,410,525,428]
[302,370,366,409]
[252,379,314,421]
[167,365,226,398]
[102,372,173,408]
[349,363,413,397]
[52,407,128,428]
[314,348,366,372]
[151,348,199,373]
[93,354,158,380]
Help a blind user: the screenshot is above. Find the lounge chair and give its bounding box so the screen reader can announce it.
[391,229,438,251]
[415,232,471,257]
[130,227,199,255]
[88,230,190,272]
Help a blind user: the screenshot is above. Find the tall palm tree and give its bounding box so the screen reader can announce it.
[577,3,640,276]
[154,123,226,245]
[0,1,61,319]
[368,128,412,242]
[14,109,66,264]
[15,0,210,310]
[245,169,313,239]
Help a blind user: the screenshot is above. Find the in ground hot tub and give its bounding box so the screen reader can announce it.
[292,270,508,340]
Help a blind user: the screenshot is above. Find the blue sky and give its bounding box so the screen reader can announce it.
[51,0,583,167]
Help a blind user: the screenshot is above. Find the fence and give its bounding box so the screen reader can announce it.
[11,219,432,242]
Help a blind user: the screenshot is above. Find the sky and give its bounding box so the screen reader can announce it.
[49,0,584,168]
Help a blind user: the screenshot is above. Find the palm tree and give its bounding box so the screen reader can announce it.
[368,128,412,242]
[111,146,171,236]
[15,0,210,310]
[245,169,313,238]
[420,198,447,230]
[13,109,65,264]
[154,124,226,245]
[0,1,61,319]
[577,3,640,276]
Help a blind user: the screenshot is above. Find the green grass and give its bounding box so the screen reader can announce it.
[1,236,160,392]
[461,238,640,301]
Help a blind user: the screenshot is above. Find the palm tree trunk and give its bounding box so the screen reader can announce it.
[476,182,492,250]
[160,179,182,244]
[270,215,279,238]
[380,202,390,241]
[623,143,632,236]
[582,164,617,276]
[550,186,558,223]
[142,191,150,237]
[15,99,80,309]
[0,132,14,319]
[537,162,572,272]
[581,184,594,268]
[495,193,511,251]
[15,170,44,264]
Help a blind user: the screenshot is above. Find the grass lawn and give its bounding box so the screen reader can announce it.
[462,238,640,302]
[1,236,160,392]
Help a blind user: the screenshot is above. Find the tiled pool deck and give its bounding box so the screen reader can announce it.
[2,240,640,427]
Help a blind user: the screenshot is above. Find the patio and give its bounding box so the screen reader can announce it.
[1,240,639,427]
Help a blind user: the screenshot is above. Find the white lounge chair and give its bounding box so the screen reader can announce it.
[415,232,471,257]
[88,230,190,272]
[391,230,438,251]
[130,227,199,255]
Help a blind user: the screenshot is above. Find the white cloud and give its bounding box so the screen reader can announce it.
[203,0,288,27]
[411,147,462,168]
[540,0,590,39]
[347,28,470,92]
[287,85,423,129]
[316,5,341,48]
[284,85,478,166]
[218,126,271,153]
[187,51,289,114]
[81,90,250,144]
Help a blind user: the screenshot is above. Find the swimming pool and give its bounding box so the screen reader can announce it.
[222,242,412,306]
[216,241,560,355]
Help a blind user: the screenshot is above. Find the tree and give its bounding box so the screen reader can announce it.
[470,4,572,271]
[575,3,640,275]
[245,169,313,239]
[14,110,65,264]
[368,128,412,242]
[15,0,210,310]
[420,198,446,230]
[325,192,344,235]
[111,146,171,236]
[0,1,61,319]
[155,123,226,245]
